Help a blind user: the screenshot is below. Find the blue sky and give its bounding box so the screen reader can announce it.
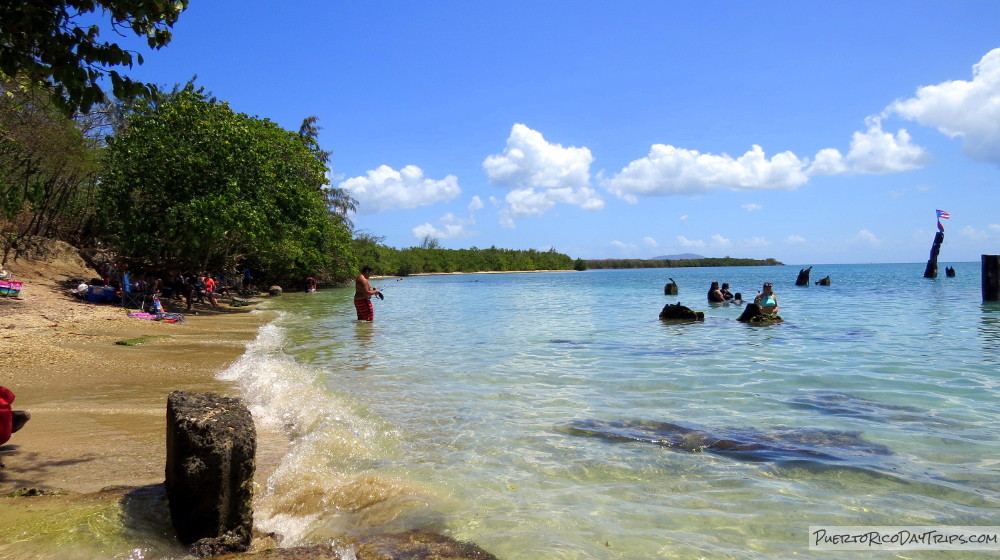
[117,1,1000,264]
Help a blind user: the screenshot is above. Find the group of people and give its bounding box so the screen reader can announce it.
[126,270,227,311]
[708,280,779,314]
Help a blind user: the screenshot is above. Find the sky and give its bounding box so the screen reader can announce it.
[112,1,1000,264]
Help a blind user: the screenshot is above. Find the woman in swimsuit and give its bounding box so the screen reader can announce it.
[753,282,779,314]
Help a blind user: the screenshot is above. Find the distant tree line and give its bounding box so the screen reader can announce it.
[581,257,783,269]
[352,234,575,276]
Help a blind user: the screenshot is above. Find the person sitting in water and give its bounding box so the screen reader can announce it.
[731,292,744,305]
[721,283,734,301]
[707,281,726,303]
[754,282,779,314]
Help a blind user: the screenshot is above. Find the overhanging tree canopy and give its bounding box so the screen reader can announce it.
[101,87,354,280]
[0,0,188,115]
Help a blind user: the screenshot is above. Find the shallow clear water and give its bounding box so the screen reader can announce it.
[221,264,1000,559]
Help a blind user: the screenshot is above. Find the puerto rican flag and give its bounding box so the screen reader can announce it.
[936,209,950,231]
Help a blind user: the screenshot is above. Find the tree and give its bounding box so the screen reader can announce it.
[0,0,188,115]
[0,76,103,263]
[297,115,357,226]
[419,235,440,249]
[100,86,354,281]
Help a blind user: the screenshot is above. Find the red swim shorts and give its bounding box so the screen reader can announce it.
[354,298,374,321]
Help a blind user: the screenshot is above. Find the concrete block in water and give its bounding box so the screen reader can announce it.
[165,390,255,553]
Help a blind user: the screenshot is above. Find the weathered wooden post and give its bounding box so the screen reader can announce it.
[795,266,812,286]
[984,255,1000,301]
[166,391,256,555]
[924,231,944,278]
[664,277,678,295]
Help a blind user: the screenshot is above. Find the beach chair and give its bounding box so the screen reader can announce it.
[119,273,145,309]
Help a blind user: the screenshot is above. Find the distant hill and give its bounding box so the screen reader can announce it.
[582,256,783,270]
[650,253,705,260]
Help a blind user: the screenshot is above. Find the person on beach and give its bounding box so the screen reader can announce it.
[1,386,30,452]
[204,274,220,308]
[354,266,381,321]
[707,281,726,303]
[754,282,779,314]
[306,277,317,293]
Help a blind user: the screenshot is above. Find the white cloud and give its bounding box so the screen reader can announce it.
[807,148,848,176]
[610,240,638,252]
[959,225,1000,241]
[843,118,930,173]
[679,214,689,223]
[785,234,807,244]
[411,211,476,240]
[483,124,602,225]
[711,234,732,247]
[806,118,930,176]
[740,236,770,248]
[889,47,1000,165]
[643,236,659,247]
[606,144,810,202]
[484,124,593,189]
[340,164,461,214]
[468,196,484,211]
[677,235,706,248]
[851,229,881,245]
[741,203,763,212]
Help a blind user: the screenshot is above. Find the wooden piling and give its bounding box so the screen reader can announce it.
[984,255,1000,301]
[923,231,944,278]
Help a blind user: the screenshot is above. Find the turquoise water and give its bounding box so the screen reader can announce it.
[220,264,1000,559]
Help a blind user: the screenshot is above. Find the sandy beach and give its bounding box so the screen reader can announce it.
[0,245,280,495]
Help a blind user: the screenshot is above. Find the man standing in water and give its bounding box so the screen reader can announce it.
[354,266,381,321]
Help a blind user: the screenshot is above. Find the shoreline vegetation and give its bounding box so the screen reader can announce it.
[353,241,782,278]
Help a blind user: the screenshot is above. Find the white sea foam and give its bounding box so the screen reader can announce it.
[217,313,433,546]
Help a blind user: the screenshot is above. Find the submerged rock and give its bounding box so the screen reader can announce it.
[658,302,704,321]
[663,277,679,295]
[561,419,892,463]
[736,304,782,325]
[208,530,500,559]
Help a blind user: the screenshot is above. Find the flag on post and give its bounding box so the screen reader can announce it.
[936,209,950,232]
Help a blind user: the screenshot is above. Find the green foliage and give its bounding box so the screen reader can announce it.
[0,1,188,115]
[583,257,783,269]
[100,87,353,282]
[0,76,103,262]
